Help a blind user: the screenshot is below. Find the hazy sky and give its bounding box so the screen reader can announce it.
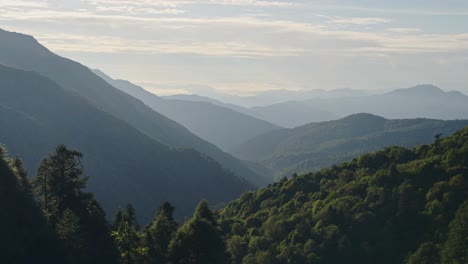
[1,0,468,95]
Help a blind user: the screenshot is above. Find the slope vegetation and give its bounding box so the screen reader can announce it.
[220,127,468,263]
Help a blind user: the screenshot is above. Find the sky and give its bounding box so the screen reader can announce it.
[1,0,468,96]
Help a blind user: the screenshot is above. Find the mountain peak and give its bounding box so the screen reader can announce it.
[389,84,444,96]
[0,28,50,55]
[341,113,387,122]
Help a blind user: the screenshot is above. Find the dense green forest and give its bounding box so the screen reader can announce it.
[2,127,467,263]
[221,127,468,263]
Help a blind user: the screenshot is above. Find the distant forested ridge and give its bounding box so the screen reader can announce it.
[233,113,468,179]
[220,127,468,263]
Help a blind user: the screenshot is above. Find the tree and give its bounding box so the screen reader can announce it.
[112,204,147,264]
[407,242,440,264]
[441,201,468,264]
[11,156,30,191]
[168,200,228,264]
[0,146,63,264]
[33,144,88,221]
[33,145,118,263]
[143,202,178,263]
[56,209,87,264]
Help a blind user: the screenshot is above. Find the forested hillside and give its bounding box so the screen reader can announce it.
[2,128,467,263]
[0,65,253,222]
[0,28,264,189]
[0,148,62,263]
[220,127,468,263]
[233,113,468,178]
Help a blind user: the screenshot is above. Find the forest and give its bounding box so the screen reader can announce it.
[2,127,467,264]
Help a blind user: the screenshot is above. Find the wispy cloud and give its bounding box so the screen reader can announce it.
[3,8,467,58]
[1,0,468,93]
[0,0,49,8]
[35,33,304,57]
[329,17,391,25]
[387,28,423,34]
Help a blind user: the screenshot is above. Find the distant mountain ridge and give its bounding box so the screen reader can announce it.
[166,84,468,127]
[0,28,264,187]
[92,70,280,174]
[0,64,254,222]
[232,113,468,178]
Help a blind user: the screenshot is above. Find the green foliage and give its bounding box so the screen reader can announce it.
[0,147,62,263]
[143,202,178,263]
[168,200,228,264]
[220,127,468,264]
[441,201,468,264]
[112,204,147,264]
[33,145,118,263]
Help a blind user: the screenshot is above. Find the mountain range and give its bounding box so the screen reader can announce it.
[166,85,468,128]
[0,29,276,221]
[303,84,468,121]
[0,64,255,222]
[232,113,468,178]
[93,70,280,152]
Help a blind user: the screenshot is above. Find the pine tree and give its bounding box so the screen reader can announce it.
[112,204,147,264]
[168,200,228,264]
[0,146,63,263]
[33,145,118,263]
[143,202,178,263]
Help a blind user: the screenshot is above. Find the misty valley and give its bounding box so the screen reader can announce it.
[1,2,468,263]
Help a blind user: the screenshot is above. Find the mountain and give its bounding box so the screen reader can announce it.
[209,88,371,108]
[232,113,468,178]
[167,85,468,128]
[0,65,255,222]
[164,94,341,128]
[93,70,280,152]
[0,28,264,187]
[249,101,341,128]
[163,94,252,116]
[220,127,468,263]
[305,84,468,120]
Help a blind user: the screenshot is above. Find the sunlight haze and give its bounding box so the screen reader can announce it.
[1,0,468,96]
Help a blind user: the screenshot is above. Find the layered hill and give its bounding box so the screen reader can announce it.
[169,85,468,128]
[305,84,468,120]
[220,127,468,263]
[93,70,280,152]
[0,28,264,186]
[232,113,468,178]
[0,64,253,222]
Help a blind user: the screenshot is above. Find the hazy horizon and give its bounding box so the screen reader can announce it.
[1,0,468,97]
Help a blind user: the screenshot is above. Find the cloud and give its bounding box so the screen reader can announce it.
[329,17,391,25]
[34,33,304,57]
[198,0,293,7]
[301,3,468,16]
[3,6,468,59]
[0,0,48,8]
[387,28,423,34]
